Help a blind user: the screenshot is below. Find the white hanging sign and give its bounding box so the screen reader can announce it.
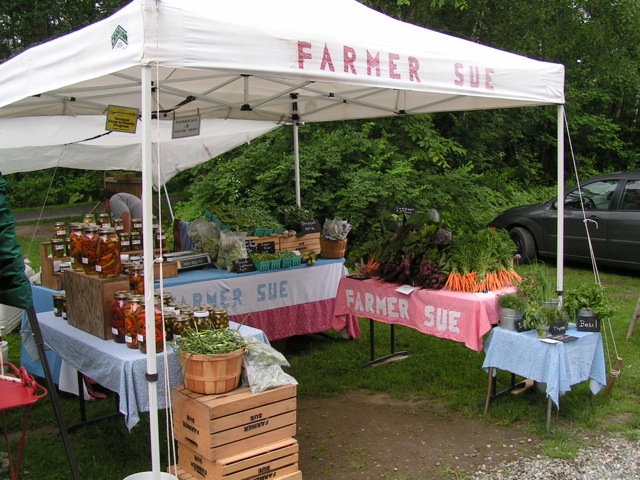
[172,114,201,139]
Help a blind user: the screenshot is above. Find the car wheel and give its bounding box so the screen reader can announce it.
[509,227,536,263]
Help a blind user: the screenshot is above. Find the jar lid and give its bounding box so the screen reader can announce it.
[50,238,65,243]
[98,227,117,234]
[83,225,99,232]
[114,291,131,299]
[129,294,145,302]
[192,311,209,318]
[130,264,144,271]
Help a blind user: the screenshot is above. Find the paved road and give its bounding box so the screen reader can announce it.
[14,197,182,223]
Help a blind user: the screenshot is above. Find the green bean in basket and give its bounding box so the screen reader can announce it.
[175,327,247,355]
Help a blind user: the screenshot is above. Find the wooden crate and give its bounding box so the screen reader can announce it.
[277,233,320,255]
[39,242,69,290]
[177,438,299,480]
[104,176,142,198]
[154,261,179,279]
[64,270,129,339]
[172,384,297,461]
[171,465,302,480]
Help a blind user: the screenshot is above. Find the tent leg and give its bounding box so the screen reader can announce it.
[25,307,80,479]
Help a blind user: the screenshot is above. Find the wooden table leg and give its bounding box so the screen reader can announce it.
[546,396,553,432]
[627,295,640,339]
[484,367,494,414]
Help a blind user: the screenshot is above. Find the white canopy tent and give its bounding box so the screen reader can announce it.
[0,1,566,478]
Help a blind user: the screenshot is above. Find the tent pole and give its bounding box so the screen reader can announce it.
[294,121,301,207]
[141,65,163,479]
[557,105,565,297]
[291,93,301,207]
[25,307,80,479]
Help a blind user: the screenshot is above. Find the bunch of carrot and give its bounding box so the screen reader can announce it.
[443,228,522,293]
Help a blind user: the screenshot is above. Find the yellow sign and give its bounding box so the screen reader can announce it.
[105,105,139,133]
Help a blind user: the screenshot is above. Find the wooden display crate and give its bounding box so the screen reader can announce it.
[64,270,129,339]
[172,384,297,461]
[177,438,299,480]
[154,261,179,279]
[170,465,302,480]
[39,242,69,290]
[278,233,320,255]
[104,175,142,198]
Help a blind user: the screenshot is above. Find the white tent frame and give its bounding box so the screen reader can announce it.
[0,1,566,478]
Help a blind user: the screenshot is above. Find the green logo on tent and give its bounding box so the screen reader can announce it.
[111,25,128,49]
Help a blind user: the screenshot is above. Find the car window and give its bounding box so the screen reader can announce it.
[565,180,618,211]
[620,180,640,211]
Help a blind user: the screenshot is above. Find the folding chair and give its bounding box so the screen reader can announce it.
[0,362,47,480]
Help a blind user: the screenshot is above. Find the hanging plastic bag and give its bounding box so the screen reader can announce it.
[217,230,248,271]
[242,341,298,393]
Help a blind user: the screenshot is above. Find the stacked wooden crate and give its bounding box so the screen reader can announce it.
[171,384,301,479]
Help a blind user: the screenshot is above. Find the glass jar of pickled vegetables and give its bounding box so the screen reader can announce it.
[96,227,121,278]
[53,221,67,239]
[81,225,100,275]
[212,307,230,330]
[173,314,191,338]
[131,218,143,235]
[50,238,66,258]
[119,232,131,252]
[83,213,96,227]
[68,223,84,271]
[111,291,130,343]
[130,231,142,251]
[112,217,124,234]
[129,264,144,295]
[52,292,66,317]
[190,310,211,331]
[138,301,164,354]
[124,294,144,349]
[98,212,111,228]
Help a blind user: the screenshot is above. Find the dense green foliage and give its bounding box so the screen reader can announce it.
[3,0,640,255]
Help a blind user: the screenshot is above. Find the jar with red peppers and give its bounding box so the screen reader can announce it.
[68,223,84,271]
[96,227,121,278]
[129,264,144,295]
[124,294,144,349]
[137,300,164,354]
[81,225,100,275]
[111,291,130,343]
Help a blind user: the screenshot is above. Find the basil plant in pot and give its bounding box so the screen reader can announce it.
[562,283,616,329]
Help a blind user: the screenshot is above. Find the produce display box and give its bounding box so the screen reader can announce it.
[39,242,69,290]
[104,175,142,198]
[170,465,302,480]
[172,384,297,461]
[153,261,179,279]
[64,270,129,339]
[175,438,299,480]
[278,233,321,255]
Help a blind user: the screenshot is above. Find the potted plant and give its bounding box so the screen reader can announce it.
[497,293,526,331]
[523,301,559,338]
[562,283,616,330]
[174,326,248,394]
[321,217,352,258]
[517,261,558,306]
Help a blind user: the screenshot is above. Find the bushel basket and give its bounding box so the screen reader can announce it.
[320,238,347,258]
[179,348,244,394]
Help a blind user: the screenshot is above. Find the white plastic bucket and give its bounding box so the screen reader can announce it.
[123,472,178,480]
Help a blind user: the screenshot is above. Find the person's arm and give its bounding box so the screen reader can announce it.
[121,211,132,233]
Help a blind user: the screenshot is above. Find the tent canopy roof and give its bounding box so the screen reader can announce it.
[0,0,564,126]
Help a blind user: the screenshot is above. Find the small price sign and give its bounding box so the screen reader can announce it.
[234,258,256,273]
[576,316,600,332]
[299,219,321,234]
[549,321,567,336]
[392,205,415,216]
[515,318,529,333]
[245,239,257,253]
[258,241,276,254]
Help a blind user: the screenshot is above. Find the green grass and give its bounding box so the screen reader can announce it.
[5,226,640,478]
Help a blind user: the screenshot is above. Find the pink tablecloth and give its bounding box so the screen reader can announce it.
[332,277,514,352]
[231,297,359,342]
